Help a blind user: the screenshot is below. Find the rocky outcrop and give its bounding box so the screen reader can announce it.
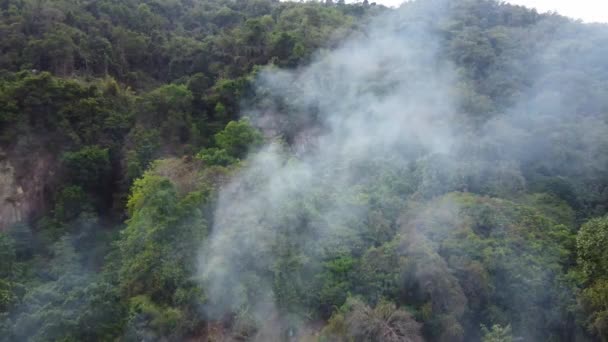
[0,148,55,230]
[0,153,25,228]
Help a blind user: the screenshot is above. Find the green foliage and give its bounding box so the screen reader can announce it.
[54,186,92,222]
[125,295,183,339]
[1,1,608,341]
[357,240,402,303]
[116,168,208,338]
[0,71,133,147]
[196,147,237,166]
[481,324,513,342]
[62,146,111,191]
[127,127,161,180]
[6,237,123,342]
[139,84,194,146]
[578,216,608,340]
[321,297,423,342]
[578,216,608,280]
[315,255,358,317]
[214,118,263,159]
[580,280,608,341]
[0,233,16,313]
[0,233,15,280]
[0,0,379,340]
[396,192,575,341]
[0,0,372,84]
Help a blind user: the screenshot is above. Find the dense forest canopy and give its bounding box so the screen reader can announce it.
[1,0,608,341]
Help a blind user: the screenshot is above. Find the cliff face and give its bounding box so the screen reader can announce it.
[0,148,55,230]
[0,153,24,228]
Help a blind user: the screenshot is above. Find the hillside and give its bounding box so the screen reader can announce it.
[1,0,608,341]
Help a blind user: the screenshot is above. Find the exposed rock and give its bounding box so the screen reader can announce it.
[0,152,23,229]
[0,148,55,230]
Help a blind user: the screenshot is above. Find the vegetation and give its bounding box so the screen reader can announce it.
[0,0,607,341]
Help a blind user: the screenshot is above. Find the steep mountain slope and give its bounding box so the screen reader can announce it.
[1,0,608,341]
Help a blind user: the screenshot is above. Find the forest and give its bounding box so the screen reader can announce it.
[1,0,608,341]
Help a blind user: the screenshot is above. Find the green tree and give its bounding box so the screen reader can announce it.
[62,146,111,192]
[578,216,608,280]
[139,84,194,146]
[215,118,263,159]
[580,280,608,342]
[196,147,237,166]
[578,216,608,340]
[0,233,16,312]
[116,170,208,338]
[481,324,513,342]
[8,237,120,342]
[322,297,423,342]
